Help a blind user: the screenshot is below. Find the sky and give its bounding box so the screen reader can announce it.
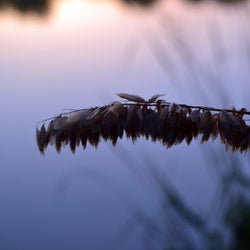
[0,0,250,249]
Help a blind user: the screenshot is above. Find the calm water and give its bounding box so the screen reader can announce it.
[0,0,250,249]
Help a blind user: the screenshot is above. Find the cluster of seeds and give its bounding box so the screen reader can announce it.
[36,93,250,154]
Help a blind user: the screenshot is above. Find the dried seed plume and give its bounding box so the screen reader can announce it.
[36,93,250,154]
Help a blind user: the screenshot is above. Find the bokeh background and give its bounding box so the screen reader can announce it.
[1,0,250,249]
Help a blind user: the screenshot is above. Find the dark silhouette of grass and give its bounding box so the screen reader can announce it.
[36,95,250,154]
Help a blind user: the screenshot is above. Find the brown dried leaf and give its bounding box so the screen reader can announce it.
[148,94,165,103]
[69,130,77,153]
[199,111,212,143]
[88,130,100,148]
[218,111,244,150]
[211,114,219,140]
[160,106,169,121]
[100,111,112,140]
[189,110,200,123]
[117,93,145,103]
[176,109,188,144]
[36,125,45,154]
[44,121,52,146]
[143,108,154,139]
[68,124,81,153]
[84,108,103,126]
[80,126,88,149]
[184,117,193,145]
[53,116,68,130]
[218,111,229,145]
[55,130,64,153]
[124,105,140,142]
[109,102,125,117]
[66,110,86,124]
